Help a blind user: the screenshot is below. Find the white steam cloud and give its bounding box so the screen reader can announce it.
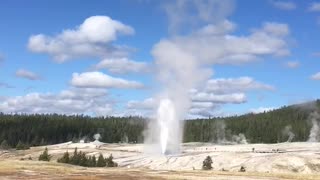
[282,125,295,142]
[308,112,320,142]
[144,0,289,154]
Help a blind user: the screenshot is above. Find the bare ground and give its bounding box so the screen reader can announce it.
[0,160,320,180]
[1,142,320,179]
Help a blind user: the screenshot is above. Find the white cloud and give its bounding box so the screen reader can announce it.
[164,0,235,33]
[127,98,156,110]
[204,77,275,94]
[271,1,296,10]
[308,2,320,12]
[285,61,300,68]
[191,92,246,104]
[93,58,149,74]
[249,107,276,114]
[15,69,41,80]
[28,16,134,62]
[70,71,143,89]
[311,72,320,80]
[0,88,113,116]
[153,22,290,67]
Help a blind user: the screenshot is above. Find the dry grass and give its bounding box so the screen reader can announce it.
[0,160,320,180]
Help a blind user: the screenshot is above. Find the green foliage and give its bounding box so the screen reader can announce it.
[97,154,107,167]
[0,100,319,145]
[202,156,213,170]
[0,140,10,150]
[15,140,30,150]
[58,148,116,168]
[106,154,118,167]
[38,147,52,161]
[57,151,70,163]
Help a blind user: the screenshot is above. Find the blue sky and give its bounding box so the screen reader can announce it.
[0,0,320,117]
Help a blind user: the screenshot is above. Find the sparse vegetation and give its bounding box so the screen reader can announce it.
[202,156,213,170]
[38,147,51,161]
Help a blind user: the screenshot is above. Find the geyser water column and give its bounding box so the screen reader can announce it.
[157,98,180,154]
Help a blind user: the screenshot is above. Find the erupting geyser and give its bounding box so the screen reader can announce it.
[157,98,180,154]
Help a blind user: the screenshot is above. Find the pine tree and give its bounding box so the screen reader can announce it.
[57,151,70,163]
[106,154,118,167]
[38,147,52,161]
[96,154,106,167]
[202,156,213,170]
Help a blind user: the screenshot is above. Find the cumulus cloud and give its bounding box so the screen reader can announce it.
[285,61,300,68]
[0,88,113,116]
[15,69,41,80]
[93,58,149,74]
[311,72,320,80]
[153,22,290,68]
[71,71,143,89]
[270,1,296,10]
[249,107,276,114]
[308,2,320,12]
[204,77,275,94]
[28,16,134,62]
[191,92,246,104]
[127,98,156,110]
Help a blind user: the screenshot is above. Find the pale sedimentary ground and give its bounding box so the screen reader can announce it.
[1,142,320,179]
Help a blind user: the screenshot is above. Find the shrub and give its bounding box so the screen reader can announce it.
[57,151,70,163]
[202,156,213,170]
[97,154,107,167]
[38,147,52,161]
[106,154,118,167]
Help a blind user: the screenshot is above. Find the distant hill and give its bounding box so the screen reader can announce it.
[0,100,319,148]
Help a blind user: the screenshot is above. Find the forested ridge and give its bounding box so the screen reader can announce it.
[0,100,319,148]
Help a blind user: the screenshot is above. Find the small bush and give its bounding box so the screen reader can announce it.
[202,156,213,170]
[106,154,118,167]
[239,166,246,172]
[57,151,70,163]
[38,147,52,161]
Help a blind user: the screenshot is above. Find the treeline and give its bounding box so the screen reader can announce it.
[0,114,145,148]
[0,100,319,147]
[184,100,320,143]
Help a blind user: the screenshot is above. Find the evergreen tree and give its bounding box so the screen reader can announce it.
[38,147,51,161]
[106,154,118,167]
[202,156,213,170]
[57,151,70,163]
[97,154,106,167]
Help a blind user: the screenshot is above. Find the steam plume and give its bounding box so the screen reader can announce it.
[308,112,320,142]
